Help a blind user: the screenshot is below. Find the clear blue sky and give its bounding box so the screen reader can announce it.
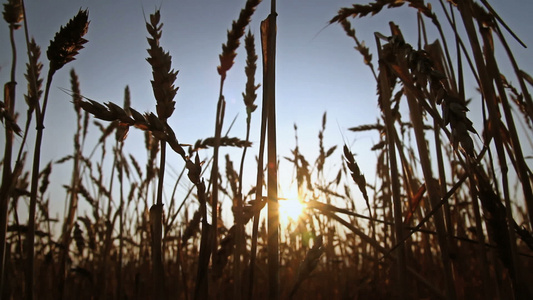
[1,0,532,220]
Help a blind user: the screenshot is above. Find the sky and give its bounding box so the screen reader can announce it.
[1,0,533,221]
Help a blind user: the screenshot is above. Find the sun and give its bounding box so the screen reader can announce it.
[278,198,306,222]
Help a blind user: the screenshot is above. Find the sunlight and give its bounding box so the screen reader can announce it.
[279,198,306,222]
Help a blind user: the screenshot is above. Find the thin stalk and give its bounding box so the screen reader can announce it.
[144,9,176,299]
[95,139,116,300]
[234,116,251,300]
[466,172,492,299]
[209,0,264,270]
[425,35,461,295]
[232,154,247,299]
[247,81,268,300]
[27,69,54,300]
[210,82,225,260]
[117,142,124,300]
[423,5,458,91]
[404,86,457,300]
[381,171,470,260]
[419,26,457,265]
[438,0,481,88]
[236,30,259,299]
[261,4,278,299]
[166,164,187,228]
[494,23,533,129]
[0,22,18,296]
[58,70,84,299]
[375,35,406,300]
[484,28,533,229]
[115,88,128,300]
[153,139,167,300]
[456,3,523,296]
[175,157,213,217]
[193,156,210,300]
[482,25,531,297]
[434,114,464,297]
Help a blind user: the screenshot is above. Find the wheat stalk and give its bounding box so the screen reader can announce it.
[373,30,409,300]
[0,0,24,293]
[234,29,260,300]
[208,6,262,297]
[261,3,279,298]
[25,10,89,300]
[144,9,180,299]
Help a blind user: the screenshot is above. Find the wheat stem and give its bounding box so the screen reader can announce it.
[0,15,18,299]
[235,30,258,300]
[375,33,406,300]
[261,5,279,299]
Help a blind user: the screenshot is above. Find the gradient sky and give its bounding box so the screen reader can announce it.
[1,0,532,220]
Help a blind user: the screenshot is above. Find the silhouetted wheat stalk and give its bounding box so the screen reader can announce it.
[199,1,262,299]
[209,6,261,298]
[25,9,88,300]
[261,2,279,298]
[0,0,23,293]
[144,10,178,299]
[234,29,259,300]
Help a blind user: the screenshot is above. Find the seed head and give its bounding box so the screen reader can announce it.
[24,39,43,112]
[145,10,178,121]
[3,0,23,27]
[217,0,261,79]
[47,9,89,73]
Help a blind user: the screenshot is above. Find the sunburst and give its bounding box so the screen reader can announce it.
[278,197,306,223]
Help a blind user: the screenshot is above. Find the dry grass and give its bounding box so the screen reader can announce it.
[1,0,533,299]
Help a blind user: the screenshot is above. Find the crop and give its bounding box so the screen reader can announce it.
[1,0,532,299]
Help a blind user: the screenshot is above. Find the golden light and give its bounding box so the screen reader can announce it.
[278,197,306,222]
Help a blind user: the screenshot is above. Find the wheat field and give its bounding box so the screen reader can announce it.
[1,0,533,299]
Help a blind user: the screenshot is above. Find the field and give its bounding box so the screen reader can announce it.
[1,0,533,299]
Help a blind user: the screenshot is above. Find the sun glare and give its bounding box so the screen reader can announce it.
[278,198,306,222]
